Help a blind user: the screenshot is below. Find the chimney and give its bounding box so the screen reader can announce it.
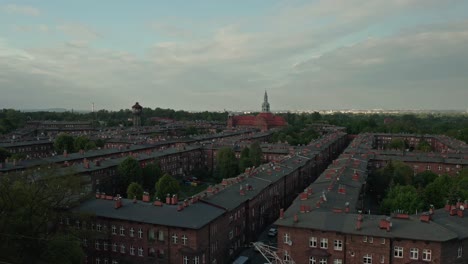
[114,195,122,209]
[307,187,313,196]
[183,199,189,207]
[221,179,228,187]
[206,186,213,193]
[457,209,464,218]
[166,194,171,204]
[133,196,137,203]
[420,213,431,223]
[100,192,106,199]
[171,194,178,205]
[279,208,284,219]
[338,185,346,194]
[240,185,245,196]
[294,214,298,223]
[356,214,363,231]
[379,217,392,232]
[450,205,457,216]
[95,192,100,199]
[153,199,163,207]
[444,200,451,211]
[177,204,183,211]
[345,202,350,213]
[300,191,308,200]
[142,192,150,202]
[63,150,68,157]
[300,205,305,213]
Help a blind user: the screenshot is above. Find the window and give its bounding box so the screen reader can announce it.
[112,243,117,252]
[438,165,442,171]
[130,246,135,256]
[283,233,291,244]
[310,237,317,247]
[97,224,101,232]
[319,259,327,264]
[229,230,234,240]
[112,261,118,264]
[95,241,100,250]
[95,258,100,264]
[394,246,403,258]
[158,230,164,241]
[334,240,343,251]
[83,239,88,247]
[422,249,431,261]
[120,244,125,254]
[138,247,143,257]
[363,236,368,242]
[130,228,134,237]
[172,233,178,244]
[194,256,200,264]
[183,256,189,264]
[381,238,385,244]
[138,228,143,238]
[283,251,291,262]
[182,235,188,245]
[363,254,372,264]
[380,256,385,263]
[104,259,108,264]
[111,225,116,235]
[410,248,419,260]
[309,256,316,264]
[120,226,125,236]
[333,259,342,264]
[426,165,431,171]
[320,238,328,249]
[458,246,463,258]
[103,242,108,251]
[368,237,373,243]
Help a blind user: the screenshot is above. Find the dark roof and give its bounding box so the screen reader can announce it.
[75,198,225,229]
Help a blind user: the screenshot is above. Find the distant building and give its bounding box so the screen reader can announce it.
[227,91,287,131]
[132,102,143,127]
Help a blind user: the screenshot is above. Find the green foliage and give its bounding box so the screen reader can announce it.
[0,147,11,162]
[41,234,84,264]
[270,124,319,145]
[117,157,142,194]
[215,147,239,180]
[155,174,180,200]
[239,147,252,172]
[369,161,414,201]
[380,185,424,215]
[142,162,162,192]
[416,140,432,152]
[73,136,96,151]
[184,126,201,136]
[413,171,438,188]
[385,138,407,150]
[0,166,84,263]
[127,182,144,199]
[95,139,106,148]
[54,133,75,153]
[249,142,263,167]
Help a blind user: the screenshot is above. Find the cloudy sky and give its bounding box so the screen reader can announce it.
[1,0,468,111]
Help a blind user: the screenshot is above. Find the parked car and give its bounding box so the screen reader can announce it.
[267,227,278,237]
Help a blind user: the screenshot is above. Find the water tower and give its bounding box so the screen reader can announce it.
[131,102,143,127]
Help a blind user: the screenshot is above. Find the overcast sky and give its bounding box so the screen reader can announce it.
[1,0,468,111]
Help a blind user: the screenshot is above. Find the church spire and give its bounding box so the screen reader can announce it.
[262,90,270,112]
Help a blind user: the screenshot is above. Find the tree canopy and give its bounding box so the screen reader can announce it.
[215,147,238,180]
[0,166,84,263]
[380,185,424,215]
[117,157,142,194]
[155,174,180,200]
[142,162,163,192]
[238,147,252,173]
[249,142,263,167]
[127,182,144,200]
[54,133,75,153]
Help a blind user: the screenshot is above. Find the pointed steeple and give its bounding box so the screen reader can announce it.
[262,90,270,112]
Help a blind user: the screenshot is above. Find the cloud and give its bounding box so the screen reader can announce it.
[56,24,100,42]
[2,4,40,16]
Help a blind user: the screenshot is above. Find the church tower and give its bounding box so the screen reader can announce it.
[261,90,270,113]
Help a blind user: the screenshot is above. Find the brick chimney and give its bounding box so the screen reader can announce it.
[142,192,150,202]
[379,217,392,232]
[95,192,100,199]
[356,213,363,231]
[221,179,228,187]
[300,191,308,200]
[280,208,284,219]
[114,195,123,209]
[307,187,313,196]
[63,150,68,157]
[100,192,106,199]
[240,185,245,196]
[420,213,431,223]
[133,196,137,203]
[171,194,178,205]
[294,214,298,223]
[166,194,171,204]
[153,198,163,207]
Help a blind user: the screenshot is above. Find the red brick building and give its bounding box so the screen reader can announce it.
[227,91,287,131]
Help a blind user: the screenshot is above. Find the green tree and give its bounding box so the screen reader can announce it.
[413,171,437,188]
[249,142,263,167]
[95,139,106,148]
[391,161,414,186]
[380,185,424,215]
[216,147,239,179]
[117,157,142,193]
[142,162,162,192]
[74,136,93,151]
[0,166,84,263]
[416,140,432,152]
[127,182,144,199]
[54,133,75,153]
[155,174,180,200]
[238,147,252,172]
[0,147,11,162]
[423,175,454,208]
[385,138,406,150]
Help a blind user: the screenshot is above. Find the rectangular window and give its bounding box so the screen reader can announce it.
[363,254,372,264]
[320,238,328,249]
[103,242,108,251]
[319,259,327,264]
[381,238,385,244]
[111,225,116,235]
[368,237,373,243]
[334,240,342,251]
[422,249,431,261]
[229,230,234,240]
[130,246,135,256]
[130,228,134,237]
[333,259,342,264]
[120,244,125,254]
[458,246,463,258]
[172,234,178,244]
[112,243,117,252]
[309,257,316,264]
[309,237,317,247]
[410,248,419,260]
[138,247,143,257]
[194,256,200,264]
[394,246,403,258]
[138,228,143,239]
[120,226,125,236]
[380,256,385,263]
[97,224,101,232]
[283,233,291,244]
